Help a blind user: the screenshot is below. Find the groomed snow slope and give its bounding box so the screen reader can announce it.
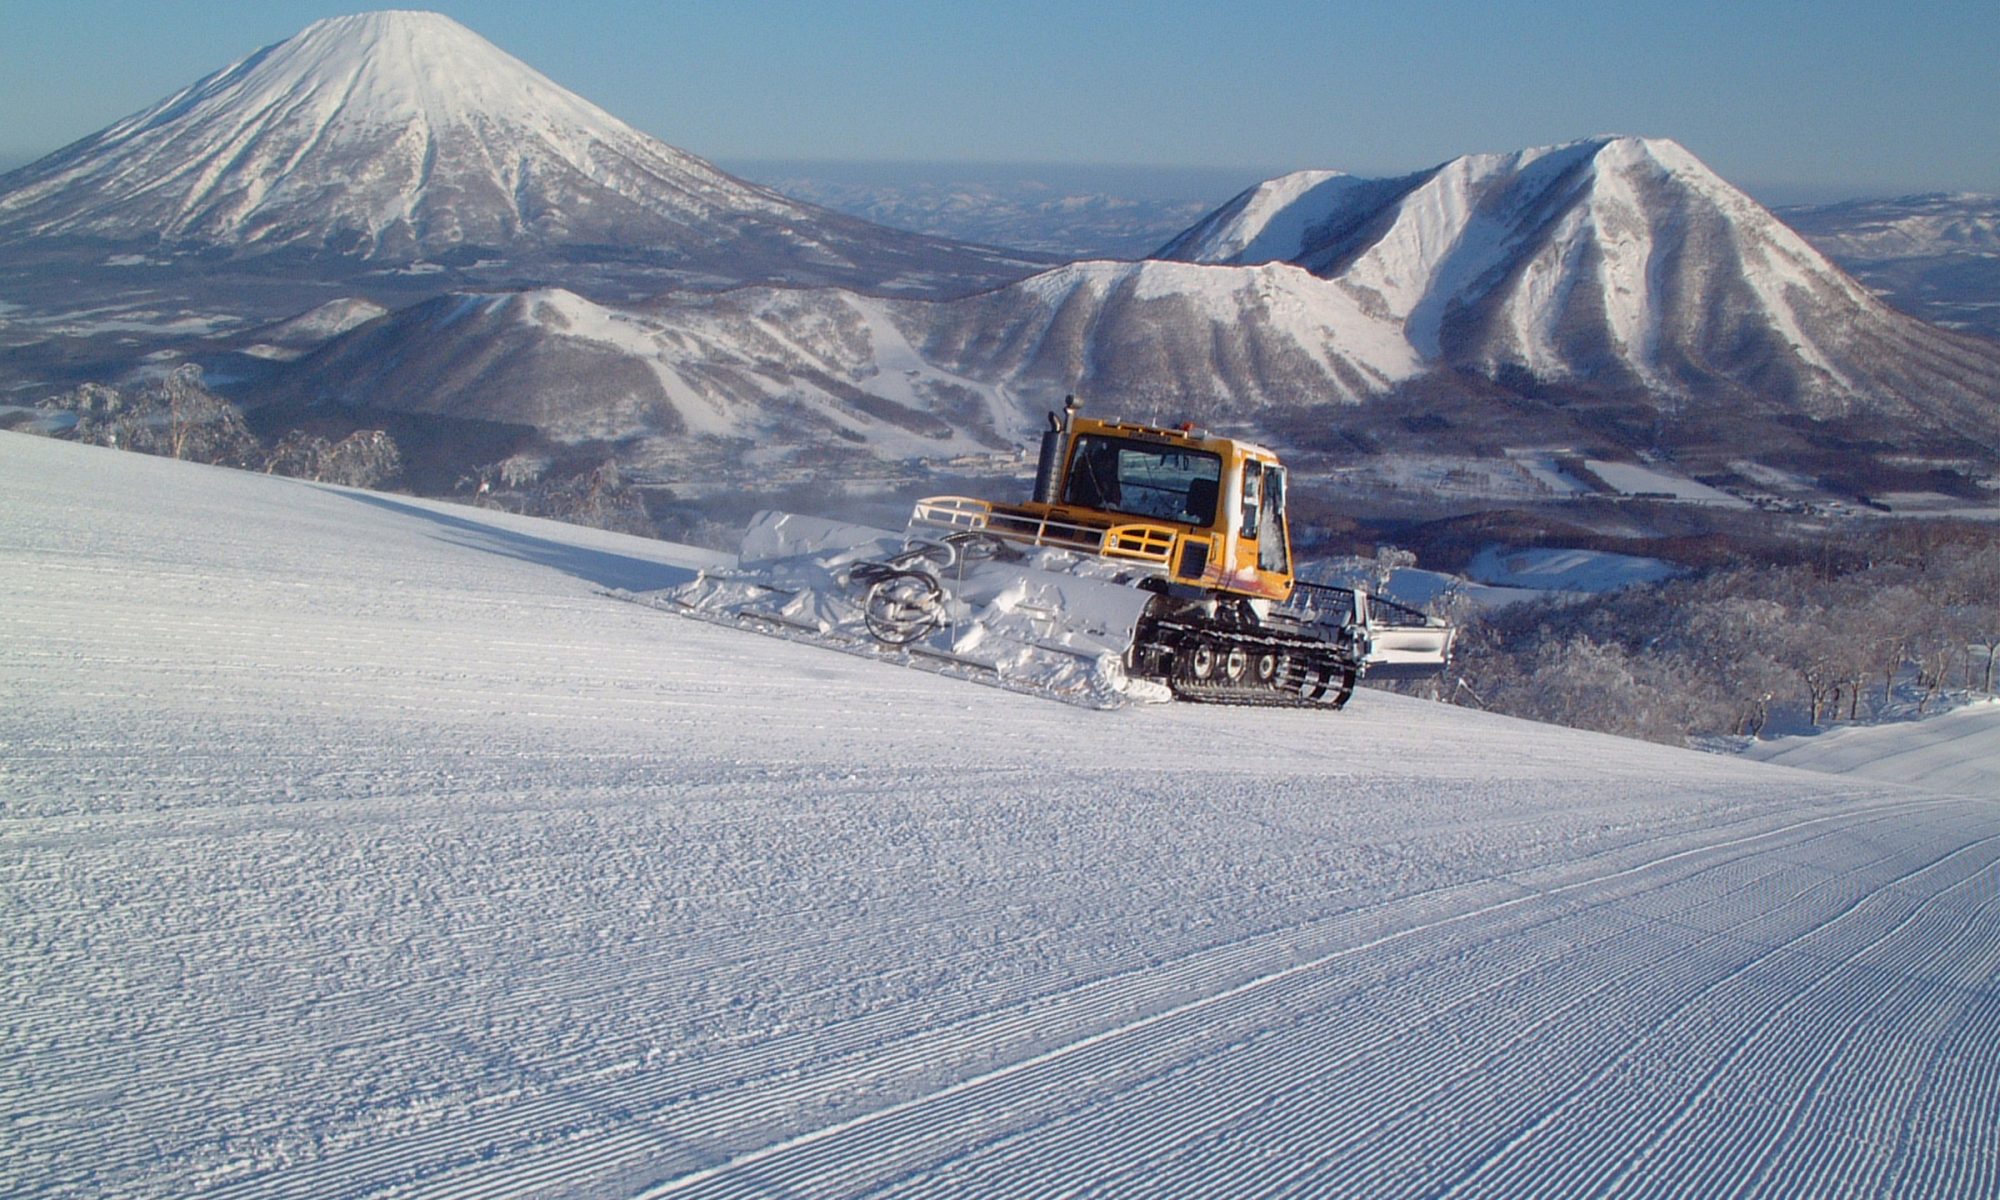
[1744,700,2000,800]
[5,432,1998,1199]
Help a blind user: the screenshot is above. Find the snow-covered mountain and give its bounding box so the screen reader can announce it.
[0,11,1040,292]
[1782,192,2000,260]
[236,298,390,361]
[244,136,2000,485]
[259,258,1429,472]
[15,32,1997,488]
[1159,137,2000,420]
[260,285,1031,461]
[919,257,1422,407]
[11,429,2000,1197]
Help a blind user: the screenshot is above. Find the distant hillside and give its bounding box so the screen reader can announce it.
[1780,193,2000,339]
[732,161,1256,258]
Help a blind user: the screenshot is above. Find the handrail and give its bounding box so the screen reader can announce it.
[1289,580,1441,629]
[909,496,1180,569]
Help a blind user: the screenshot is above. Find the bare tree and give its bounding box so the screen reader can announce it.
[318,430,403,488]
[1368,545,1417,594]
[262,429,403,488]
[154,364,255,464]
[41,367,254,465]
[1946,550,2000,695]
[498,453,548,489]
[264,431,334,478]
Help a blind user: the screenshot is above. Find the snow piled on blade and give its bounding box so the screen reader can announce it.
[7,432,2000,1199]
[620,510,1161,709]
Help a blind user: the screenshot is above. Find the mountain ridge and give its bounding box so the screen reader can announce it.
[0,11,1044,294]
[1135,135,2000,468]
[251,140,2000,482]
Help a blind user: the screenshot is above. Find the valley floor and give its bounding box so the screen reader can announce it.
[4,433,1997,1198]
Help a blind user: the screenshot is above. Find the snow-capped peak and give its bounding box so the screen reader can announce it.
[1154,135,1916,399]
[1165,136,1706,270]
[0,11,796,259]
[1154,170,1361,263]
[154,10,756,203]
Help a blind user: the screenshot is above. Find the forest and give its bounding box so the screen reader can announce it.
[1414,522,2000,743]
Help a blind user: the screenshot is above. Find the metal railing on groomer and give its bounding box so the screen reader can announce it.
[910,497,1182,570]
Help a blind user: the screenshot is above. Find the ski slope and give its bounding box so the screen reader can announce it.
[5,432,1999,1199]
[1743,700,2000,799]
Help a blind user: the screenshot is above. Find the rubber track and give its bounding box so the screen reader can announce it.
[1143,618,1363,709]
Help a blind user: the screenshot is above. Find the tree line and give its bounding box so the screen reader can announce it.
[29,367,654,533]
[37,366,404,488]
[1419,522,2000,744]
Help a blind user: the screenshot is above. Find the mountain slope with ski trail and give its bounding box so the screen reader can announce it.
[4,433,1997,1199]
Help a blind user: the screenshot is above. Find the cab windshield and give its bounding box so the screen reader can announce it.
[1061,435,1223,527]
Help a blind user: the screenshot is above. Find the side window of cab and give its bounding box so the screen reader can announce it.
[1239,460,1263,539]
[1257,466,1289,574]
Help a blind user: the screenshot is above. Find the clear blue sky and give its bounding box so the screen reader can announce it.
[3,0,1995,201]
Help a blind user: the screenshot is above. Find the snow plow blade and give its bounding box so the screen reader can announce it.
[1350,588,1457,680]
[613,511,1167,709]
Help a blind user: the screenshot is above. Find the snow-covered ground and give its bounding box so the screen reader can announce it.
[1464,544,1682,593]
[1582,459,1750,507]
[6,432,1999,1199]
[1743,699,2000,799]
[1309,545,1673,613]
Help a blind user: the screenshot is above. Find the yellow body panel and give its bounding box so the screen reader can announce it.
[915,416,1295,603]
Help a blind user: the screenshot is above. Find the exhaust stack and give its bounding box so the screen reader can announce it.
[1031,395,1078,504]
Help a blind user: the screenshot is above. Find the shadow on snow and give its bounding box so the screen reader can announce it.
[325,489,702,593]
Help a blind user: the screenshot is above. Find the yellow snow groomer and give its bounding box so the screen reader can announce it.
[655,398,1453,709]
[902,400,1454,706]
